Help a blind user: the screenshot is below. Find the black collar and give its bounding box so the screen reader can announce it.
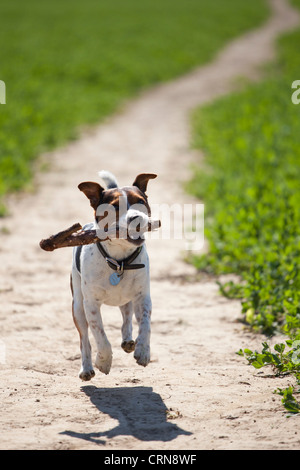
[96,241,145,271]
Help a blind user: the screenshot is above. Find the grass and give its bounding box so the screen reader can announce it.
[187,0,300,412]
[0,0,268,215]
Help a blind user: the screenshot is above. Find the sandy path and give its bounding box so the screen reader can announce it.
[1,0,299,451]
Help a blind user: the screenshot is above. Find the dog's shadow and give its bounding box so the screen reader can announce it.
[61,385,192,445]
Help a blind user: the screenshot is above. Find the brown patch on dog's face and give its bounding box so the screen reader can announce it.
[94,188,122,236]
[100,188,123,211]
[123,187,151,216]
[95,186,150,217]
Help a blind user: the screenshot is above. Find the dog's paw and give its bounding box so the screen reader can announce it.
[95,351,112,375]
[79,368,95,382]
[134,342,150,367]
[121,340,135,353]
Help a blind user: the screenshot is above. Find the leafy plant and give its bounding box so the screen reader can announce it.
[238,339,300,413]
[238,340,300,376]
[187,0,300,411]
[187,3,300,337]
[276,386,300,415]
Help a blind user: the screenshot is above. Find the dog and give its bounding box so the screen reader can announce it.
[70,171,158,381]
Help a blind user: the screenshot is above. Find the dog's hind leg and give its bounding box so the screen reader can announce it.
[83,300,112,375]
[120,302,135,353]
[71,269,95,381]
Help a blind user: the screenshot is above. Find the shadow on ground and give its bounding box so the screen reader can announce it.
[61,385,192,446]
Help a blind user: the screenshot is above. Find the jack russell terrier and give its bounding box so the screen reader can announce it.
[70,171,158,381]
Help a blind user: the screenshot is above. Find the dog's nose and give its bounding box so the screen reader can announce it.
[128,215,143,229]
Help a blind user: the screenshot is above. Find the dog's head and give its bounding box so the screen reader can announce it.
[78,173,158,246]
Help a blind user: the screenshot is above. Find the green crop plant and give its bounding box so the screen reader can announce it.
[187,0,300,412]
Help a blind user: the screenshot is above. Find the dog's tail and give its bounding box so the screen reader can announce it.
[98,170,119,189]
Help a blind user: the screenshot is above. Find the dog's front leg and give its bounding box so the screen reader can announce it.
[133,295,152,367]
[120,302,135,353]
[83,299,112,375]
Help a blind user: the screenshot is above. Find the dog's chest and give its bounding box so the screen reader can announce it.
[81,244,149,306]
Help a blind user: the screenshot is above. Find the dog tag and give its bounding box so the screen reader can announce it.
[109,272,122,286]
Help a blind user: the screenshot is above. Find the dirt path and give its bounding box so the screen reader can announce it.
[1,0,299,451]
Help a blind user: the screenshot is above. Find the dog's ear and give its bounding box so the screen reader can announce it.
[78,181,104,210]
[132,173,157,194]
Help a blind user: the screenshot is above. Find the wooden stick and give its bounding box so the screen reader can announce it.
[40,219,161,252]
[39,223,100,251]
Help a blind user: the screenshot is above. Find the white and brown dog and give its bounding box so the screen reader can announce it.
[70,171,158,381]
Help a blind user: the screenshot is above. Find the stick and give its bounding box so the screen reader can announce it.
[40,219,161,252]
[39,223,100,251]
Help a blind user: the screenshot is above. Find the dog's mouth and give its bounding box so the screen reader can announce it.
[108,225,146,246]
[126,231,146,246]
[96,217,160,246]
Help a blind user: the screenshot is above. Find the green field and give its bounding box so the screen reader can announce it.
[187,0,300,411]
[0,0,268,214]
